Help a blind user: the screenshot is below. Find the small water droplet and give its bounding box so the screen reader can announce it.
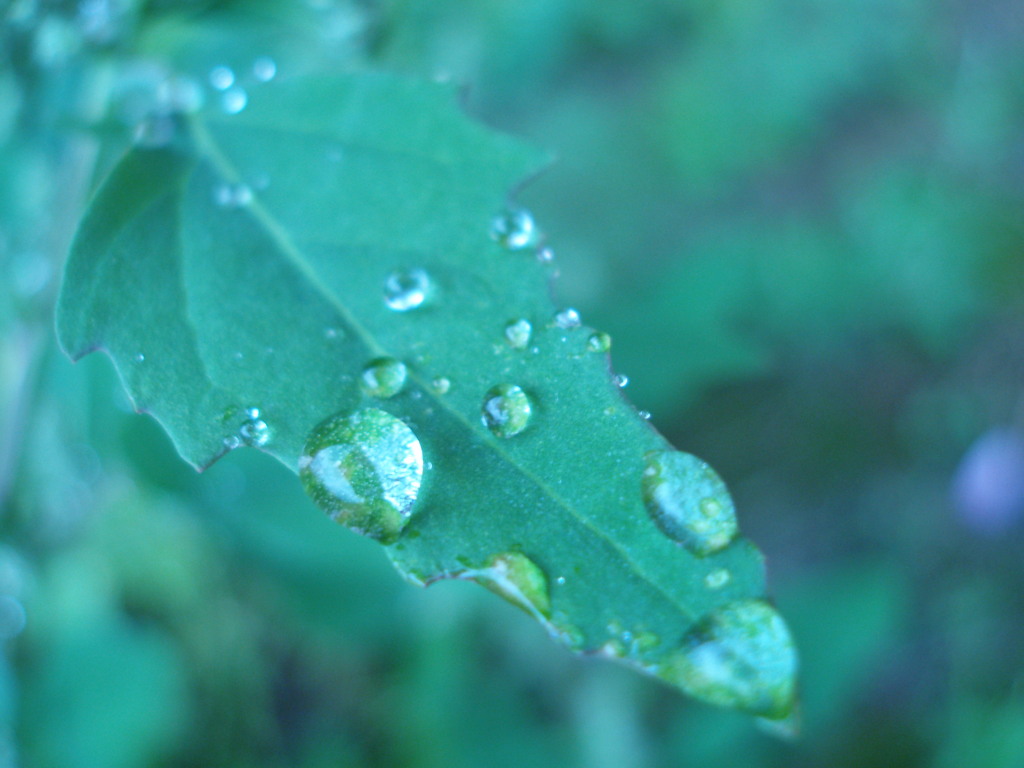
[209,66,235,91]
[252,55,277,82]
[490,207,537,250]
[638,410,652,420]
[704,568,732,590]
[324,327,341,339]
[223,435,242,450]
[504,318,532,349]
[641,451,738,556]
[213,182,253,209]
[555,576,566,586]
[431,376,451,395]
[471,552,551,618]
[587,332,611,353]
[299,408,424,543]
[384,268,431,311]
[554,308,580,329]
[613,373,629,388]
[536,246,554,264]
[221,86,248,114]
[133,353,145,363]
[481,383,533,438]
[660,600,797,719]
[359,357,407,399]
[239,407,270,447]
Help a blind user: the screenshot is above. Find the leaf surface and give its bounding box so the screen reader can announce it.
[57,72,796,719]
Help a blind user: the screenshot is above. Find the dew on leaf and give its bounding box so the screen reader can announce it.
[638,410,652,421]
[470,552,551,618]
[481,384,533,438]
[587,332,611,353]
[359,357,407,399]
[554,308,580,329]
[209,66,235,91]
[384,268,431,311]
[641,450,738,556]
[239,407,270,447]
[299,408,424,544]
[613,373,629,388]
[252,56,277,82]
[430,376,451,395]
[221,87,248,114]
[490,207,537,250]
[704,568,732,590]
[536,246,554,264]
[504,318,532,349]
[659,600,797,719]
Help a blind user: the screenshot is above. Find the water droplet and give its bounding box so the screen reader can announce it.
[299,408,424,544]
[209,66,235,91]
[481,384,533,438]
[641,450,738,556]
[504,318,532,349]
[213,182,253,208]
[431,376,451,395]
[536,246,554,264]
[555,576,566,586]
[132,353,145,363]
[704,568,732,590]
[660,600,797,719]
[587,332,611,353]
[324,327,341,340]
[223,435,242,450]
[252,56,277,82]
[384,268,431,311]
[359,357,407,398]
[471,552,551,617]
[554,308,580,329]
[221,86,248,114]
[613,373,629,388]
[490,207,537,250]
[638,410,652,421]
[239,407,270,447]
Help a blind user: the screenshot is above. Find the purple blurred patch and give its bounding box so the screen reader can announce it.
[952,428,1024,535]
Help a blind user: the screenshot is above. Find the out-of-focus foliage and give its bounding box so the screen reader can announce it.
[2,0,1024,766]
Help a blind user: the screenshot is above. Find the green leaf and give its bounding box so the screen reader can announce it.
[57,72,797,719]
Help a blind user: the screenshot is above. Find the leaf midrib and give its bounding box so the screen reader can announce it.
[187,114,698,625]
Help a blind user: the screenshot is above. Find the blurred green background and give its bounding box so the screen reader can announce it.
[3,0,1024,765]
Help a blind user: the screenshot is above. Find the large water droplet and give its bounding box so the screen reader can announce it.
[384,268,431,311]
[481,384,532,438]
[359,357,407,398]
[299,408,424,543]
[490,207,537,250]
[660,600,797,719]
[504,318,532,349]
[239,407,270,447]
[641,450,738,556]
[471,552,551,618]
